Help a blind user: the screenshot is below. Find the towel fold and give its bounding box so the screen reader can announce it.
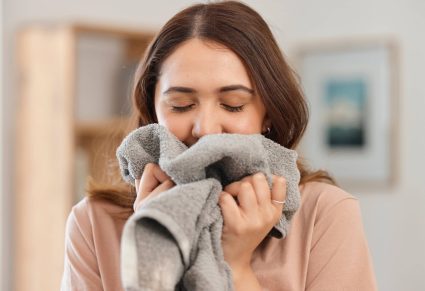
[117,123,300,291]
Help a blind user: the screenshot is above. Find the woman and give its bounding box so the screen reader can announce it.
[61,1,377,290]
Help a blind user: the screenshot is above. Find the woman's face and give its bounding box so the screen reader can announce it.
[154,38,270,147]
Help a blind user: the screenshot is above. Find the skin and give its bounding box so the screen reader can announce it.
[134,38,287,290]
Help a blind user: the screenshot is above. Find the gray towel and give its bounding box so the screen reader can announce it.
[117,123,300,291]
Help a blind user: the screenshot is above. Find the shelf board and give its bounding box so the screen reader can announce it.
[75,117,130,139]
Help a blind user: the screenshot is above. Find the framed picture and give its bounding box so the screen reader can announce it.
[296,39,398,188]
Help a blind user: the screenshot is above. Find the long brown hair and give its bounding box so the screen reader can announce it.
[88,0,335,208]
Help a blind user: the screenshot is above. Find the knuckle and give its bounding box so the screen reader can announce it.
[241,182,251,189]
[219,192,230,205]
[278,176,286,184]
[144,163,156,172]
[233,224,247,235]
[224,181,237,191]
[249,220,261,231]
[254,172,265,180]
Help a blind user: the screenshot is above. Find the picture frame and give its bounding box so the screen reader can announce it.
[295,39,398,189]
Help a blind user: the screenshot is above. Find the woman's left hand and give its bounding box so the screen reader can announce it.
[218,173,287,276]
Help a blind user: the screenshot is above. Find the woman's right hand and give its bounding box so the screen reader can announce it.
[134,163,175,212]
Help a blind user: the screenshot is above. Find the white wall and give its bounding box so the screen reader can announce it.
[280,2,425,291]
[3,1,425,290]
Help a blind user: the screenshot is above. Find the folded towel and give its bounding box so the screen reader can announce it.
[117,123,301,291]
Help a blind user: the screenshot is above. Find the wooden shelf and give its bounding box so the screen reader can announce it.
[75,117,130,139]
[15,24,153,291]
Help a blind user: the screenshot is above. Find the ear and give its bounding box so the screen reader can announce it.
[261,116,272,133]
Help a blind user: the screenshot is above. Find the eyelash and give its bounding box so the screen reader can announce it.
[170,104,245,113]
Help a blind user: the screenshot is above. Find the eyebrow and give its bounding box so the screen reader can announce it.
[163,85,255,96]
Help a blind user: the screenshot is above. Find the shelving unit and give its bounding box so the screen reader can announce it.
[15,24,154,291]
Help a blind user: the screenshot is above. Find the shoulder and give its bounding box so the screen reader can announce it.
[299,181,358,207]
[294,182,370,257]
[66,197,131,241]
[294,183,377,290]
[71,197,131,219]
[298,181,361,225]
[63,198,131,291]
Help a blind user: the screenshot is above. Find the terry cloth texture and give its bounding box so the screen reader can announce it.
[116,123,301,291]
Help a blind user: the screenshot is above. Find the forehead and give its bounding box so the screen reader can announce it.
[158,38,253,87]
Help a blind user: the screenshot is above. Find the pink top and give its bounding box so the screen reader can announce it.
[60,182,377,291]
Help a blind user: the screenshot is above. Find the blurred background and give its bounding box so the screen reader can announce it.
[1,0,425,290]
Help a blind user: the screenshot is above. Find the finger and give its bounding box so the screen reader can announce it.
[133,191,144,212]
[251,172,271,205]
[135,178,140,193]
[150,179,175,197]
[219,191,241,225]
[139,163,171,199]
[271,176,287,208]
[223,181,242,197]
[134,179,175,211]
[238,182,257,212]
[133,177,149,211]
[223,174,254,196]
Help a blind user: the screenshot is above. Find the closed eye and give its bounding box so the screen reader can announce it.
[170,104,245,113]
[222,104,244,112]
[170,105,195,112]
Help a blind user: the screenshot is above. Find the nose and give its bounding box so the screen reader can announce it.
[192,107,223,139]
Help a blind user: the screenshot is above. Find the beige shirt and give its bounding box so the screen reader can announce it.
[61,182,377,291]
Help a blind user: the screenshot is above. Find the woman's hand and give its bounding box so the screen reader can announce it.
[134,163,175,211]
[218,173,287,279]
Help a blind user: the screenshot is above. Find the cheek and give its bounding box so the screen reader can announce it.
[156,110,191,140]
[226,114,263,134]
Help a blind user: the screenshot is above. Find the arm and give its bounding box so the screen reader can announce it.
[60,206,103,291]
[306,198,377,291]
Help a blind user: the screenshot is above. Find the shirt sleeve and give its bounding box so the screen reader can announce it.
[305,198,378,291]
[60,204,103,291]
